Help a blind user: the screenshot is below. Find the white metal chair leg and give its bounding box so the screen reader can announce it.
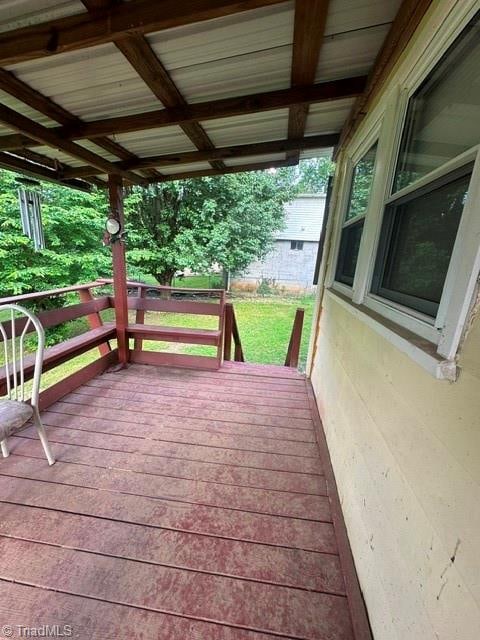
[33,409,55,466]
[1,439,9,458]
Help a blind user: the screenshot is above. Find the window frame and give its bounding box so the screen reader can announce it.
[325,3,480,372]
[328,120,382,297]
[290,240,304,251]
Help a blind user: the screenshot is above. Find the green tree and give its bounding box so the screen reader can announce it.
[125,169,297,285]
[292,157,335,194]
[0,170,111,297]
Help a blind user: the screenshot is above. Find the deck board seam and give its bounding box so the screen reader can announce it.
[8,451,327,497]
[0,499,335,554]
[61,392,315,426]
[0,533,345,596]
[0,470,332,522]
[14,432,324,475]
[49,402,316,432]
[0,577,326,640]
[38,417,322,459]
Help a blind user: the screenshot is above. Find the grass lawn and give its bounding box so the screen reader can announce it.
[1,294,316,395]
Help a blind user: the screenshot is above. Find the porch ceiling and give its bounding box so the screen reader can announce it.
[0,0,407,189]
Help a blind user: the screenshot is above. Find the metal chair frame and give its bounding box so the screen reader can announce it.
[0,303,55,465]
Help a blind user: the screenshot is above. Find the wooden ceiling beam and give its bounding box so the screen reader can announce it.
[336,0,434,155]
[0,0,287,66]
[63,133,340,178]
[16,77,364,144]
[287,0,330,163]
[0,102,145,185]
[0,66,152,180]
[150,158,299,183]
[114,34,226,172]
[0,152,93,191]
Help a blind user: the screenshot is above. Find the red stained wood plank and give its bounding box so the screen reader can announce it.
[12,435,326,495]
[221,361,306,379]
[0,581,288,640]
[0,475,335,551]
[23,420,322,474]
[0,503,344,593]
[0,538,353,639]
[90,374,309,408]
[47,401,319,456]
[116,369,308,396]
[128,297,223,316]
[47,398,315,442]
[127,323,222,346]
[128,362,306,387]
[74,383,313,420]
[131,350,220,370]
[125,368,308,395]
[0,455,330,520]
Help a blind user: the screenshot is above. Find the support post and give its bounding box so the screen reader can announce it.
[134,285,146,351]
[223,302,233,361]
[108,174,129,366]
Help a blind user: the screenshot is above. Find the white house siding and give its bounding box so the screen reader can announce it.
[309,2,480,640]
[235,239,319,290]
[233,195,325,291]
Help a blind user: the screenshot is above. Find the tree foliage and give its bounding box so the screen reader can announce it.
[0,171,111,297]
[125,169,297,285]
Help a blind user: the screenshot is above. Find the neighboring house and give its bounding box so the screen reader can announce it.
[232,194,325,292]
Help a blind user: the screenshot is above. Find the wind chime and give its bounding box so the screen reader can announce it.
[17,178,45,251]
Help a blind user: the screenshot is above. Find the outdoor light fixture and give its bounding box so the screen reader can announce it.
[103,216,124,245]
[106,217,121,236]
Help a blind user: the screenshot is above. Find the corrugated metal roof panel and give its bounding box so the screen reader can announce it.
[325,0,401,35]
[161,161,212,176]
[0,0,85,33]
[201,109,289,147]
[148,3,294,103]
[168,46,291,104]
[316,24,390,82]
[305,98,355,135]
[300,148,334,160]
[0,89,58,128]
[114,127,197,157]
[76,140,119,163]
[30,145,86,167]
[224,153,286,168]
[7,44,160,122]
[148,3,294,68]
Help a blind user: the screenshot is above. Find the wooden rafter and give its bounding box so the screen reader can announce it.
[0,67,154,181]
[0,102,145,185]
[63,134,340,178]
[0,77,364,152]
[0,152,92,191]
[114,35,226,172]
[149,158,298,183]
[287,0,330,163]
[336,0,435,154]
[0,0,287,66]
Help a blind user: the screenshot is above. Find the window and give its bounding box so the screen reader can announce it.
[290,241,304,251]
[394,13,480,192]
[372,165,472,317]
[370,13,479,326]
[335,143,377,286]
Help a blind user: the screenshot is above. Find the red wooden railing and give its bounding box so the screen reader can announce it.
[285,308,305,368]
[0,280,304,412]
[223,303,245,362]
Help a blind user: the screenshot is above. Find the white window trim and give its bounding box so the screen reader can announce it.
[327,117,382,296]
[324,2,480,378]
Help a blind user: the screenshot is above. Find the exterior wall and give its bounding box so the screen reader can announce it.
[276,194,325,241]
[232,239,318,292]
[309,1,480,639]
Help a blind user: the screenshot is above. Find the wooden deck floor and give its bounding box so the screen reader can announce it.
[0,362,367,640]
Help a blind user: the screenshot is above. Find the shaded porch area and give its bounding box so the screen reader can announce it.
[0,361,368,640]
